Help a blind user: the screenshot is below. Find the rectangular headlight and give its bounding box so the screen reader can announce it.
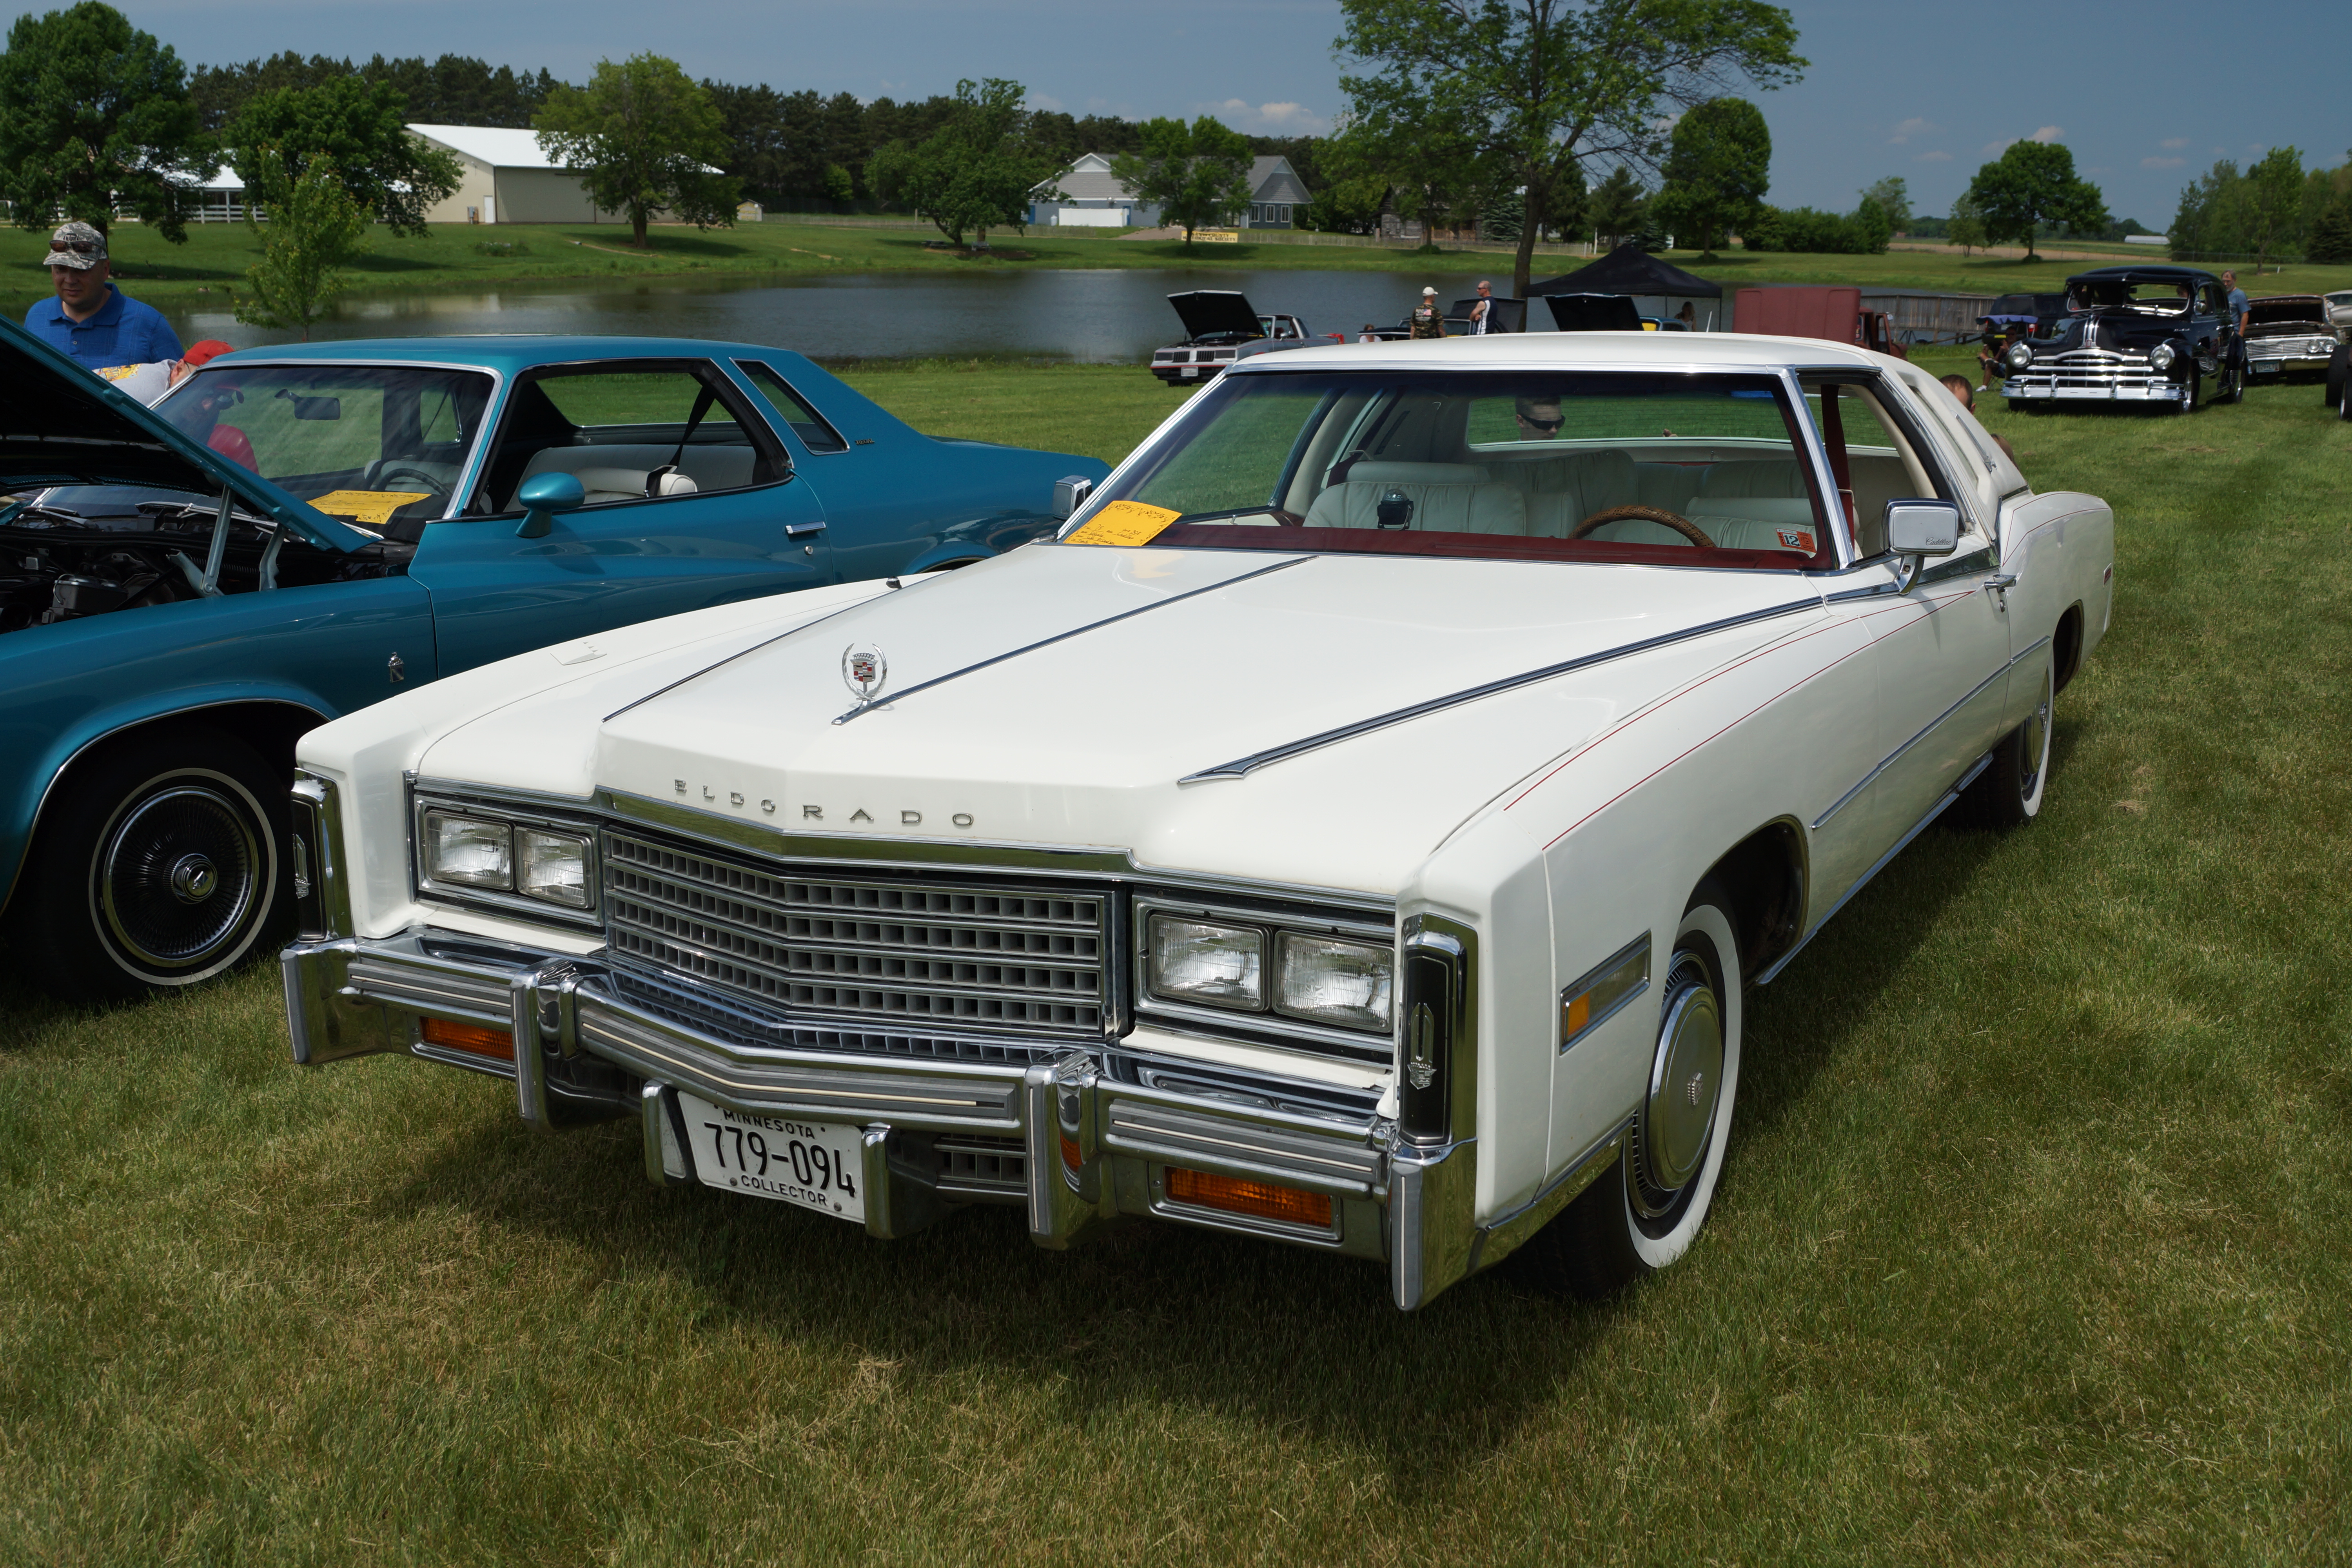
[1149,915,1263,1010]
[423,811,511,889]
[1275,932,1393,1032]
[517,828,592,908]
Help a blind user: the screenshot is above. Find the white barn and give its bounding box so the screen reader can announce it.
[1029,152,1312,230]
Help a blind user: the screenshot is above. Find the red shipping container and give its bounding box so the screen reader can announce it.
[1734,285,1863,343]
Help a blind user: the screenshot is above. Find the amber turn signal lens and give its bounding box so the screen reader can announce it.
[420,1016,514,1061]
[1164,1167,1332,1228]
[1060,1133,1083,1169]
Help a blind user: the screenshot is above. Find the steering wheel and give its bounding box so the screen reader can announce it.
[375,465,451,497]
[1570,504,1715,548]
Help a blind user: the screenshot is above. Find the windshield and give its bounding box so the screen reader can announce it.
[1061,369,1837,569]
[154,363,495,530]
[2065,279,2194,314]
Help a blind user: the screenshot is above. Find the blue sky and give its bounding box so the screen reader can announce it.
[120,0,2341,229]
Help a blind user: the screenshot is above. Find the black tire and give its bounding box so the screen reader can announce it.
[2007,397,2031,414]
[2176,370,2201,414]
[2324,347,2348,410]
[9,726,289,1003]
[1512,884,1742,1299]
[1956,659,2054,829]
[2221,352,2245,405]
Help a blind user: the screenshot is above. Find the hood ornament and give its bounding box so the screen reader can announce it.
[841,644,888,710]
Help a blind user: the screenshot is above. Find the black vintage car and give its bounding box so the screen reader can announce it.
[1999,266,2244,413]
[1148,292,1341,387]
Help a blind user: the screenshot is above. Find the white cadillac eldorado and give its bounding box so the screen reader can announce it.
[281,335,2113,1309]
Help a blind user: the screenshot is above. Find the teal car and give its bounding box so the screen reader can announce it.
[0,323,1104,1001]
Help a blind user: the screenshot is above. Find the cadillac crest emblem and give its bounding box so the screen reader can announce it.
[842,644,888,704]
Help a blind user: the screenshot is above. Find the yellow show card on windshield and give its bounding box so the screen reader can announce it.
[1065,500,1181,546]
[306,490,433,527]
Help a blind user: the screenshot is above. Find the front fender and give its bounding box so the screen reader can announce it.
[0,575,436,912]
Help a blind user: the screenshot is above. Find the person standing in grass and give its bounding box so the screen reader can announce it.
[1469,279,1494,334]
[2222,270,2249,334]
[24,222,182,372]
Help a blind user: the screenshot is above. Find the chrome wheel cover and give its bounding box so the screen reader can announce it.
[95,779,262,971]
[1632,953,1725,1218]
[2019,683,2052,800]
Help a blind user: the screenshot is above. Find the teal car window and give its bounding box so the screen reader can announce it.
[733,361,848,453]
[473,361,785,513]
[154,364,493,530]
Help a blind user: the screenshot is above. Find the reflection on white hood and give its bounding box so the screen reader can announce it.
[418,545,1819,894]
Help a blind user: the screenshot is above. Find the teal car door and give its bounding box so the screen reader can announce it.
[408,357,837,675]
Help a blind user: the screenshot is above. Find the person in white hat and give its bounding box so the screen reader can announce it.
[1409,285,1445,339]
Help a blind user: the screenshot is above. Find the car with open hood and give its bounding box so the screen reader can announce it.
[2239,294,2341,381]
[282,333,2112,1310]
[0,321,1103,1001]
[1999,265,2243,411]
[1149,291,1341,386]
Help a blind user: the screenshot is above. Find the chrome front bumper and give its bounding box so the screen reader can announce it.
[2001,372,2184,402]
[283,929,1494,1309]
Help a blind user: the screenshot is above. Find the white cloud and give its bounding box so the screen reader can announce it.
[2031,125,2063,143]
[1983,139,2016,156]
[1888,116,1936,144]
[2162,137,2189,149]
[1193,98,1329,134]
[1914,150,1953,162]
[2142,156,2185,169]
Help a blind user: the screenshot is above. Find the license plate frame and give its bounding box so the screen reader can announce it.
[677,1090,866,1223]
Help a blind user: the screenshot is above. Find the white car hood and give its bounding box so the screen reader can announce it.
[419,546,1822,895]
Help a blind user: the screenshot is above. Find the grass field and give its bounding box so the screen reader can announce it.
[14,217,2352,328]
[3,354,2349,1563]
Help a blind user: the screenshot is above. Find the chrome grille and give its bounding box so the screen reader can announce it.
[603,831,1107,1033]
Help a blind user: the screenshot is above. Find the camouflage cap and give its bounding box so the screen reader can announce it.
[44,220,107,269]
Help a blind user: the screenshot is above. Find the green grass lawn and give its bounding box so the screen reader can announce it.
[15,217,2348,329]
[3,358,2349,1563]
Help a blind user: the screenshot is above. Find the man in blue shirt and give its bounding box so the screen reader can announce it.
[24,221,183,372]
[2222,270,2250,333]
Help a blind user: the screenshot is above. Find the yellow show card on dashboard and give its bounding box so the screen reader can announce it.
[1065,500,1182,546]
[306,490,432,526]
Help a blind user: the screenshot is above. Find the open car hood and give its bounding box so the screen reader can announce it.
[1167,291,1265,341]
[0,317,369,552]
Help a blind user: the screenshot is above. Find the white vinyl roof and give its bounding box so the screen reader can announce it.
[408,124,564,169]
[1230,332,1895,373]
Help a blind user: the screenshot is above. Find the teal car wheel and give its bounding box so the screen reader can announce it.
[15,727,288,1001]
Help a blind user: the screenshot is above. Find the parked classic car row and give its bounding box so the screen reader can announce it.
[0,321,1103,1000]
[278,330,2113,1308]
[1999,265,2245,411]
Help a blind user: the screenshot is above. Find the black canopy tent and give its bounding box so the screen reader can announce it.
[1527,245,1726,329]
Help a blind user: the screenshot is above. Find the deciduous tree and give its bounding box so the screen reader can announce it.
[235,151,370,341]
[1947,194,1988,256]
[0,1,209,241]
[1964,140,2105,260]
[1859,175,1909,233]
[226,77,459,238]
[2239,146,2306,268]
[536,54,740,247]
[1334,0,1805,294]
[1650,97,1771,259]
[866,78,1060,248]
[1111,117,1255,243]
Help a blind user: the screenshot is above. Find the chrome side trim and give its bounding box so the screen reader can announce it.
[1100,1088,1387,1196]
[1466,1113,1634,1273]
[1760,750,1994,985]
[1183,596,1823,784]
[1813,659,2011,830]
[830,555,1310,724]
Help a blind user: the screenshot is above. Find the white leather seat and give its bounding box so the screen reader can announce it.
[519,443,754,504]
[1305,461,1528,535]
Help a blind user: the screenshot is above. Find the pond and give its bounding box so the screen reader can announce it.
[165,267,1566,363]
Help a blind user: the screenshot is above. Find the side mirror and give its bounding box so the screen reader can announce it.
[1052,474,1094,520]
[1886,498,1960,561]
[514,472,585,538]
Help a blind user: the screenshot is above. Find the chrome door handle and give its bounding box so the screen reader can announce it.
[1984,573,2018,591]
[784,521,828,537]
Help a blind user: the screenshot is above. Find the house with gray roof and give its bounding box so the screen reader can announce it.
[1027,152,1313,230]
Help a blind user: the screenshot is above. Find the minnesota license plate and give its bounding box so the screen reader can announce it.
[2254,362,2279,372]
[677,1091,865,1223]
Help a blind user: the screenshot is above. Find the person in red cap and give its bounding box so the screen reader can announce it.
[162,341,258,470]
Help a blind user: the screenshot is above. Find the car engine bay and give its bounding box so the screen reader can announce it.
[0,486,414,635]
